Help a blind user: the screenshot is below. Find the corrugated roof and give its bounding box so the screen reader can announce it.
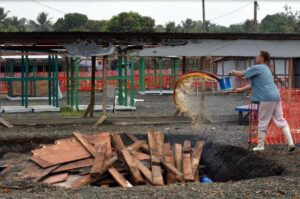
[138,40,300,58]
[1,32,300,45]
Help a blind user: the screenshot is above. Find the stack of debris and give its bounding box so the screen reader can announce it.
[0,129,205,188]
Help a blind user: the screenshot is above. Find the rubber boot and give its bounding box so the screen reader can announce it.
[282,126,295,152]
[253,131,266,151]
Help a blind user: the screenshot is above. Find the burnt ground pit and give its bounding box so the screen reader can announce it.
[0,133,284,186]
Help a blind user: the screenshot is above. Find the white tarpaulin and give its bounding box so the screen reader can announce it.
[138,40,300,58]
[63,41,115,57]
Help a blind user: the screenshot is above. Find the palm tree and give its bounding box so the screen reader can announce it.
[0,7,9,23]
[29,12,52,31]
[3,16,27,31]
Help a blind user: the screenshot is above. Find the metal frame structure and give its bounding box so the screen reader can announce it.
[0,53,60,113]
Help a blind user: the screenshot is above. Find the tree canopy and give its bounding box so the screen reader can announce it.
[107,12,155,32]
[0,5,300,33]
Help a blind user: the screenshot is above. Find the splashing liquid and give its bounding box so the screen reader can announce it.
[174,72,218,128]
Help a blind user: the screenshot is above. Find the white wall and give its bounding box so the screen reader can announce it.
[216,58,287,88]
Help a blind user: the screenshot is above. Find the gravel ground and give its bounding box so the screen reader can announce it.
[0,93,299,199]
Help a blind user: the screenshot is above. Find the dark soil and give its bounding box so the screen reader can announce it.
[0,94,299,198]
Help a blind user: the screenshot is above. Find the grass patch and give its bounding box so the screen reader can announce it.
[60,106,103,117]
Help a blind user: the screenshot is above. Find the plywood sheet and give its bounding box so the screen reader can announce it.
[31,139,91,168]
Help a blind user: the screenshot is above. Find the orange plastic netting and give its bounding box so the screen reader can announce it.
[249,89,300,145]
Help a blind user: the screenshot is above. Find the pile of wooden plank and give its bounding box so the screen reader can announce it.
[5,129,205,188]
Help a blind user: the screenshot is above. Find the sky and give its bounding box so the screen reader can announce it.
[0,0,300,27]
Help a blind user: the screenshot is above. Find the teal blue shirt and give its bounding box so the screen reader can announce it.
[243,64,280,102]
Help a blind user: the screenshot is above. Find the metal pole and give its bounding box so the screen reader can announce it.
[33,60,37,97]
[130,56,135,107]
[202,0,206,31]
[118,53,123,105]
[124,54,128,106]
[90,56,96,116]
[75,57,79,111]
[52,56,55,106]
[159,57,163,93]
[253,1,258,32]
[21,54,25,106]
[66,57,70,106]
[139,57,145,93]
[55,55,59,107]
[48,55,51,105]
[24,54,29,108]
[154,58,157,89]
[70,57,74,107]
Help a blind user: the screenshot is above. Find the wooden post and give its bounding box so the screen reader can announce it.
[288,58,294,89]
[84,56,96,117]
[102,56,108,115]
[182,140,194,182]
[182,56,186,74]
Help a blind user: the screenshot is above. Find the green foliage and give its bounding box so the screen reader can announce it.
[165,21,181,32]
[0,5,300,33]
[107,12,155,32]
[155,24,165,32]
[29,12,52,31]
[261,13,296,33]
[3,16,28,31]
[53,13,88,31]
[0,7,9,22]
[82,20,108,32]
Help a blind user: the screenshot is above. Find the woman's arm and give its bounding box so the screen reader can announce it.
[234,84,251,93]
[230,70,244,77]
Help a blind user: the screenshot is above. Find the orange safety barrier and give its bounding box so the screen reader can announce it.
[0,69,182,93]
[249,89,300,145]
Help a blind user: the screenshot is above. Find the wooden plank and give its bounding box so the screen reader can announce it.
[125,132,150,153]
[121,149,144,185]
[191,141,205,178]
[154,131,164,158]
[182,140,194,182]
[160,159,184,183]
[54,174,82,188]
[84,132,112,159]
[70,174,93,189]
[90,143,106,176]
[108,167,133,188]
[73,131,96,157]
[52,158,94,173]
[0,154,59,183]
[174,143,183,173]
[132,151,150,161]
[31,139,91,168]
[69,142,141,188]
[133,157,153,184]
[0,117,13,128]
[147,129,164,186]
[100,133,113,159]
[163,143,177,184]
[42,173,69,184]
[111,133,126,152]
[127,140,146,151]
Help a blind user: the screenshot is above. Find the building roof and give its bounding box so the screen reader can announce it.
[1,32,300,57]
[138,40,300,58]
[1,32,300,45]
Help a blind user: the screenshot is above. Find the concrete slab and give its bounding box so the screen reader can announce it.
[70,105,136,111]
[138,90,173,95]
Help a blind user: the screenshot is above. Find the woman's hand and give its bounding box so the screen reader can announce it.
[222,87,242,95]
